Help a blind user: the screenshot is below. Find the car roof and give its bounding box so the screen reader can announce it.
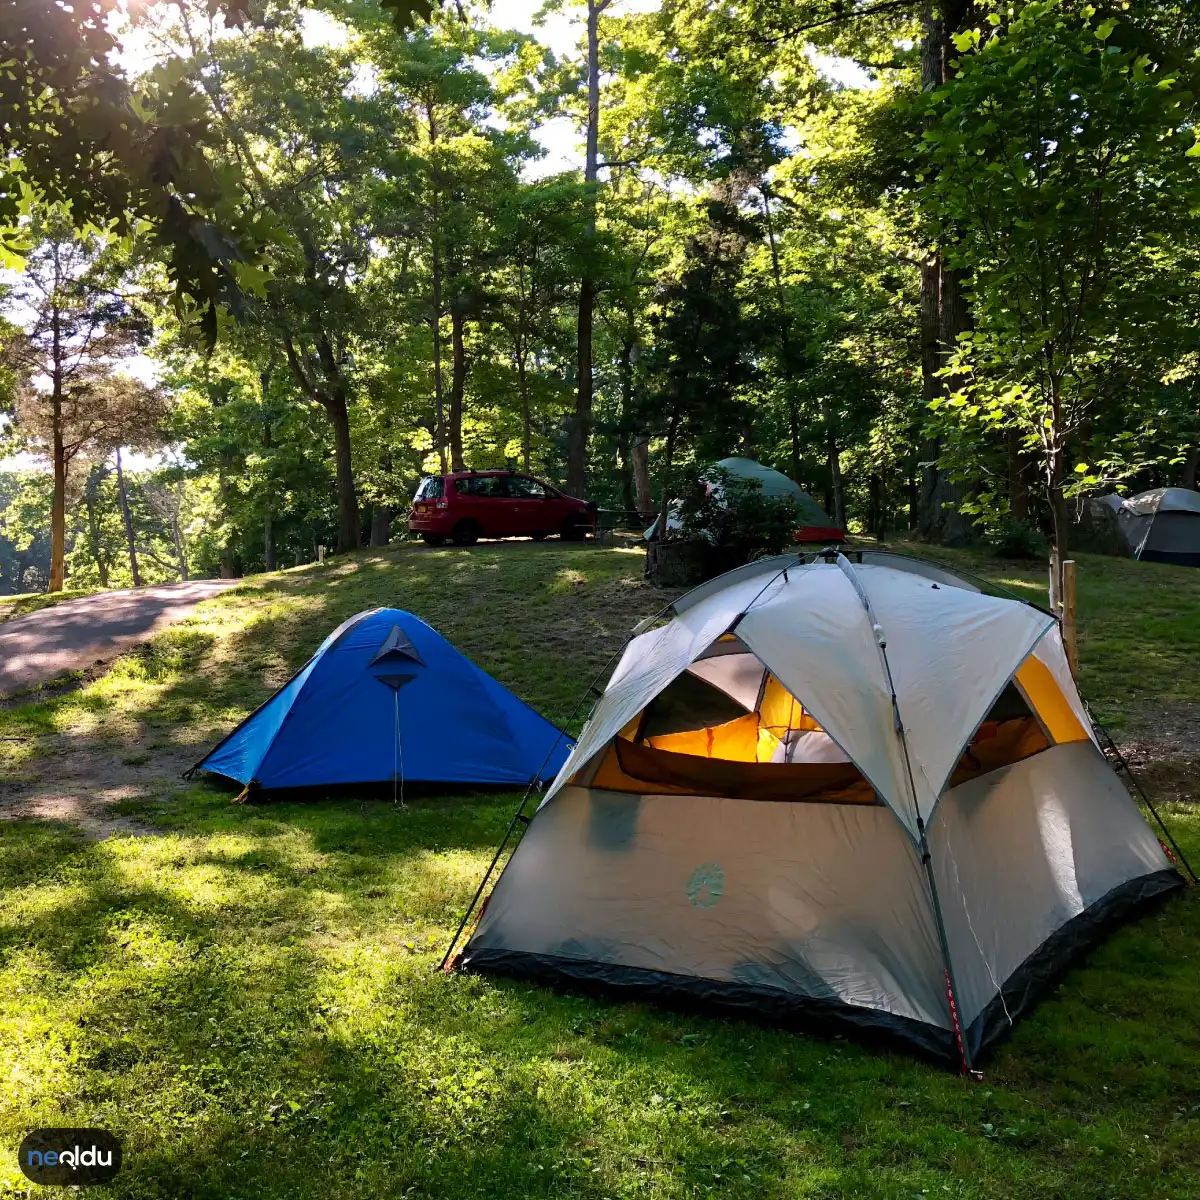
[446,468,544,479]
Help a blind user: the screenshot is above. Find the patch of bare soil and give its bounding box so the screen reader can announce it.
[0,740,200,840]
[1107,701,1200,812]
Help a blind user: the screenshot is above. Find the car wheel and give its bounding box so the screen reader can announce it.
[560,517,588,541]
[452,520,481,546]
[421,533,447,546]
[530,531,549,542]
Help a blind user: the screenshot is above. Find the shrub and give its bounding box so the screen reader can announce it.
[676,468,800,555]
[987,519,1048,560]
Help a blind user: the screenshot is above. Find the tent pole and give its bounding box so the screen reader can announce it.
[439,555,807,973]
[437,619,657,973]
[915,814,976,1075]
[1090,712,1197,884]
[835,553,978,1076]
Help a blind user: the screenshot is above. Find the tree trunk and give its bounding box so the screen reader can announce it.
[261,371,275,574]
[917,0,975,545]
[657,406,680,536]
[822,397,846,531]
[516,342,531,472]
[322,390,360,554]
[171,482,189,581]
[428,104,448,476]
[1007,429,1031,523]
[918,251,945,539]
[369,505,391,547]
[760,185,803,484]
[84,467,109,588]
[218,466,240,579]
[49,417,67,593]
[449,307,467,472]
[569,279,596,497]
[48,297,66,592]
[617,437,635,513]
[431,251,447,475]
[264,513,276,573]
[617,336,637,512]
[1181,445,1200,492]
[115,448,142,587]
[1047,379,1069,612]
[828,437,846,532]
[566,0,604,498]
[632,433,653,520]
[871,472,888,541]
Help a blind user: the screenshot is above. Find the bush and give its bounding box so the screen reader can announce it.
[987,519,1048,560]
[675,468,800,555]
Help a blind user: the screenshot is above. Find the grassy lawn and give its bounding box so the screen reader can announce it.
[0,589,97,625]
[0,540,1198,1199]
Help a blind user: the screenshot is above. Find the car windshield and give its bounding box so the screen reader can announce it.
[413,477,444,501]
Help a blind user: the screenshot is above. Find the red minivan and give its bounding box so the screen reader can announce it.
[408,470,597,546]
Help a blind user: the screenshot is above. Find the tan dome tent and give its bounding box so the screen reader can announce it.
[1114,487,1200,568]
[456,553,1186,1070]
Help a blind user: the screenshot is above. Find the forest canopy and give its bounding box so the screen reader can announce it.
[1,0,1198,592]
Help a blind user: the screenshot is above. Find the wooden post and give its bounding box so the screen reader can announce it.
[1061,559,1079,679]
[317,544,326,564]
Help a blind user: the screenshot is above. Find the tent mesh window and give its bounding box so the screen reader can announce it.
[584,645,1070,805]
[598,661,875,804]
[947,681,1050,788]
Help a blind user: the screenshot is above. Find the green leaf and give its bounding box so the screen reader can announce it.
[1094,18,1116,40]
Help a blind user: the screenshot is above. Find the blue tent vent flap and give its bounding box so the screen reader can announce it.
[190,608,572,792]
[371,624,425,666]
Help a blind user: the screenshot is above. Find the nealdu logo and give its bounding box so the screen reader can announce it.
[18,1128,122,1186]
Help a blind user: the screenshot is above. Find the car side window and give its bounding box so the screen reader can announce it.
[455,476,503,498]
[507,475,549,499]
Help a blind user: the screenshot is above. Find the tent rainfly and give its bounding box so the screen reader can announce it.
[191,608,571,794]
[458,554,1185,1068]
[1114,487,1200,568]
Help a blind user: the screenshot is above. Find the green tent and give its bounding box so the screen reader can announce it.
[645,457,832,540]
[711,457,831,526]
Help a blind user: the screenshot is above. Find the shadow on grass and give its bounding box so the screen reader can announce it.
[2,777,1200,1199]
[2,543,1200,1196]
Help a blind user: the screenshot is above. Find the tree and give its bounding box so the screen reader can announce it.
[645,181,761,532]
[565,0,616,498]
[921,0,1200,604]
[1,213,167,591]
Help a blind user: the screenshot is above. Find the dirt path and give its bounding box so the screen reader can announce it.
[0,579,239,697]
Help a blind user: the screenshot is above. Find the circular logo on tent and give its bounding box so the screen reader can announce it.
[686,862,724,908]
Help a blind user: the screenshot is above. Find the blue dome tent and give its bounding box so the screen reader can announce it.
[189,608,571,795]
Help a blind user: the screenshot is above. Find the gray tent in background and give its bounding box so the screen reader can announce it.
[1112,488,1200,568]
[644,457,831,540]
[461,555,1182,1068]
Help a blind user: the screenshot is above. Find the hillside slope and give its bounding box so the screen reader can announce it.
[0,539,1196,1200]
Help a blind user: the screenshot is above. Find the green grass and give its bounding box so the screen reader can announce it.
[0,588,96,624]
[0,539,1198,1199]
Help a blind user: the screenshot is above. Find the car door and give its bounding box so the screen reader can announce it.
[505,474,552,535]
[454,475,505,536]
